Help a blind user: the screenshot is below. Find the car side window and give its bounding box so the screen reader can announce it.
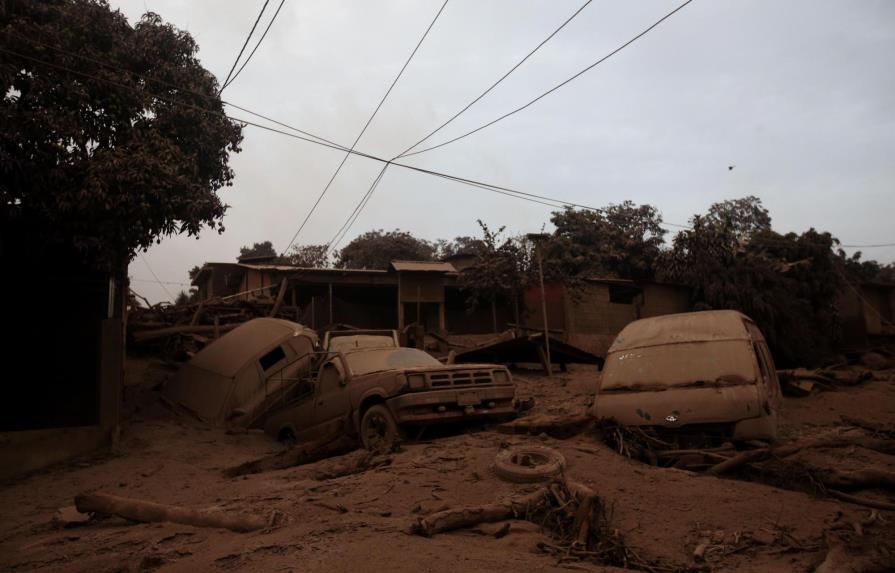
[259,345,287,372]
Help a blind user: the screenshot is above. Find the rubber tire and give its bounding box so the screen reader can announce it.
[360,404,400,452]
[494,445,566,483]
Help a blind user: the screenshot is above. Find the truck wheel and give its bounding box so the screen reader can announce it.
[494,445,566,483]
[360,404,399,452]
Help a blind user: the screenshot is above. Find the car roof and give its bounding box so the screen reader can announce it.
[609,310,755,353]
[188,318,317,377]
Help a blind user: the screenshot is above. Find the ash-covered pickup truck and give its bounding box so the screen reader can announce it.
[264,331,516,450]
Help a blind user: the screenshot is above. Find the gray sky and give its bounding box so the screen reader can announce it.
[115,0,895,303]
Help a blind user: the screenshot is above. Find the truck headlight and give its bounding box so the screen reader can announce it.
[407,374,426,390]
[493,370,511,384]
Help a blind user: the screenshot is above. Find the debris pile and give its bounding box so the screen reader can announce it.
[778,349,895,396]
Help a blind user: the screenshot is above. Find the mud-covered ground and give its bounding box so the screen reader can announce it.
[1,361,894,572]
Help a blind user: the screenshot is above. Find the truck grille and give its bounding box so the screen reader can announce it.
[428,370,494,388]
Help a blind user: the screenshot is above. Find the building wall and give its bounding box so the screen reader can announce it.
[565,283,638,356]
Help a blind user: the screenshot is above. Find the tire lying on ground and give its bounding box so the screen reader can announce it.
[494,445,566,483]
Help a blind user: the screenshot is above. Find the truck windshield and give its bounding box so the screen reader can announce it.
[345,348,440,376]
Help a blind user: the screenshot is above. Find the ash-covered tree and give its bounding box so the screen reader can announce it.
[284,244,330,268]
[238,240,277,261]
[336,229,435,269]
[459,221,529,329]
[436,235,488,259]
[0,0,243,271]
[543,202,666,282]
[704,195,771,242]
[660,198,841,366]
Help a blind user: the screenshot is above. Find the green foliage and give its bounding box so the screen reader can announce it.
[459,221,529,310]
[284,244,330,268]
[660,201,842,367]
[543,202,666,282]
[336,229,435,269]
[238,240,277,261]
[0,0,243,271]
[436,236,488,259]
[704,195,771,241]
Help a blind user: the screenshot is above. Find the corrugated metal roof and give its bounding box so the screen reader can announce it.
[390,261,457,273]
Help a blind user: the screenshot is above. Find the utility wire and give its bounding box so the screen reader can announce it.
[5,44,893,251]
[327,163,391,252]
[399,0,695,158]
[0,33,346,151]
[280,0,450,257]
[139,254,175,301]
[222,0,287,91]
[396,0,593,159]
[220,0,271,92]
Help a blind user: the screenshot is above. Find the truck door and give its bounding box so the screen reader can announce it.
[311,359,353,438]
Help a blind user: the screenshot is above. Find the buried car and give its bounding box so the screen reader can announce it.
[264,344,516,449]
[592,310,782,442]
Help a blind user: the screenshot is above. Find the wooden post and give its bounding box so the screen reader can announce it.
[491,299,498,333]
[535,242,552,377]
[328,282,333,325]
[213,315,220,339]
[190,300,205,326]
[416,284,421,327]
[438,302,446,332]
[269,278,288,317]
[397,277,404,330]
[311,297,316,329]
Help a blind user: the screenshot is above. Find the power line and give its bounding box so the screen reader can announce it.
[279,0,450,257]
[327,163,391,252]
[5,44,893,252]
[400,0,696,159]
[139,254,175,301]
[220,0,271,92]
[0,35,346,152]
[222,0,287,91]
[130,278,192,287]
[396,0,593,159]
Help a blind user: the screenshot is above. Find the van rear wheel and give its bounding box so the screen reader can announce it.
[360,404,399,452]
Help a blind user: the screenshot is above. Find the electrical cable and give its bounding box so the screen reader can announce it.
[139,254,175,301]
[395,0,593,159]
[219,0,271,92]
[399,0,695,159]
[279,0,450,257]
[222,0,287,91]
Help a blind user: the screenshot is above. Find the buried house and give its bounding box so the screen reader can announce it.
[164,318,318,428]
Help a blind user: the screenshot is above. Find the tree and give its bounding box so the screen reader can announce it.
[284,244,330,268]
[1,1,243,271]
[543,202,666,282]
[459,221,529,328]
[238,240,277,261]
[437,236,488,259]
[704,195,771,242]
[336,229,435,269]
[660,211,842,367]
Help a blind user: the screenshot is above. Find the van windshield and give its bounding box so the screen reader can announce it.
[345,348,441,376]
[601,340,757,391]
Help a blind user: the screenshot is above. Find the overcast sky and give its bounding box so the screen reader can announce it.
[113,0,895,303]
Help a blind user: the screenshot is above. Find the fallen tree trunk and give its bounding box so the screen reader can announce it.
[223,434,356,478]
[311,450,393,480]
[818,469,895,490]
[74,492,268,533]
[132,323,241,343]
[707,432,895,475]
[414,487,550,537]
[827,490,895,511]
[497,413,592,439]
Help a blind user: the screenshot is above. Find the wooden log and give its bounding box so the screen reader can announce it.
[311,451,393,480]
[414,487,550,537]
[132,323,241,343]
[498,413,592,439]
[222,434,356,478]
[269,278,288,317]
[827,490,895,511]
[74,492,268,533]
[819,469,895,490]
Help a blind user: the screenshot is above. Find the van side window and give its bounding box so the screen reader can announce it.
[259,346,287,371]
[753,343,770,380]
